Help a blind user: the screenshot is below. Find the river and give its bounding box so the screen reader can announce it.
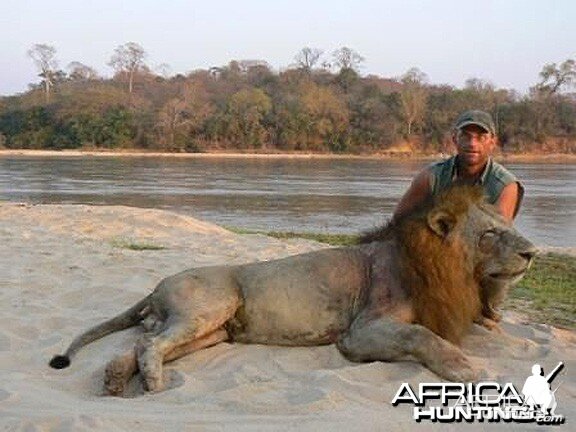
[0,155,574,247]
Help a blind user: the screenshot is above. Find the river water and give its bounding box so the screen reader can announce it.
[0,155,574,247]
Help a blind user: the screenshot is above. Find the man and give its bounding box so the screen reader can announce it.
[393,110,523,223]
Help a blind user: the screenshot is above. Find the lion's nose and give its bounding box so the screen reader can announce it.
[520,251,535,261]
[519,246,538,262]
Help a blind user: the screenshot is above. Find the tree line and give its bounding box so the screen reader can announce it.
[0,42,575,154]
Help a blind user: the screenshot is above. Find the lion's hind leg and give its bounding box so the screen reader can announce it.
[136,309,237,393]
[337,315,480,382]
[104,328,229,396]
[104,312,164,396]
[134,268,242,393]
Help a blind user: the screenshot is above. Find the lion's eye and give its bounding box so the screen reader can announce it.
[479,230,498,252]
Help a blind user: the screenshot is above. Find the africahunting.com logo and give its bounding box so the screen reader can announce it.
[391,362,565,425]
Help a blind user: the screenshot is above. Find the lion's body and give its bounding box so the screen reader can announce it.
[226,248,369,345]
[50,185,537,396]
[146,248,370,348]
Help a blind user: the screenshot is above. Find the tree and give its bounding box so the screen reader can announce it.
[67,61,99,81]
[4,48,576,154]
[28,44,59,103]
[240,60,275,87]
[536,59,576,95]
[300,83,349,151]
[349,91,402,150]
[332,47,364,72]
[155,83,214,151]
[108,42,147,94]
[399,67,429,137]
[464,78,496,96]
[225,88,272,148]
[463,78,511,133]
[155,63,172,79]
[294,47,323,72]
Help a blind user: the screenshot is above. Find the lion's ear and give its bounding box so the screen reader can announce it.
[427,209,457,238]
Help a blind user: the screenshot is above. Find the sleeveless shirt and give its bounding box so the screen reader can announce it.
[429,155,524,217]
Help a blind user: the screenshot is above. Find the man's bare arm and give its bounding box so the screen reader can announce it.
[392,169,431,221]
[496,182,520,223]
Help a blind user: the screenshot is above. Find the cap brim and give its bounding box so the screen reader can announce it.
[456,120,492,133]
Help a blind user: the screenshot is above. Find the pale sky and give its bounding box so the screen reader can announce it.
[1,0,574,96]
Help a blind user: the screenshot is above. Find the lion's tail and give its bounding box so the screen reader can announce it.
[49,295,151,369]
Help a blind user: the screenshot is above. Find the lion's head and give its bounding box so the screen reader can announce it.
[361,184,536,344]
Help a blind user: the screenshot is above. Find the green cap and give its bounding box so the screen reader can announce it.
[454,110,496,135]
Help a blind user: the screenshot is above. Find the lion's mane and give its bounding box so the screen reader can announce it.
[361,185,483,344]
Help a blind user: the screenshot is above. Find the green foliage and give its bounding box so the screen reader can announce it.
[0,106,56,149]
[508,253,576,329]
[266,231,358,246]
[227,227,358,246]
[1,58,575,153]
[110,238,166,251]
[0,80,137,149]
[224,88,272,149]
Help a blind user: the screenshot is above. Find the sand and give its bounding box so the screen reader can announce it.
[0,203,573,431]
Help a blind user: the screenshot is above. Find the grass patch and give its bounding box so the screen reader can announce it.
[506,253,576,329]
[225,227,359,246]
[263,231,358,246]
[110,238,166,251]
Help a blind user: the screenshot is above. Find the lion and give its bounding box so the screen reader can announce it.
[49,185,536,396]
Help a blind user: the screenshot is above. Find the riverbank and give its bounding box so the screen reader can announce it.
[2,148,576,163]
[0,203,574,430]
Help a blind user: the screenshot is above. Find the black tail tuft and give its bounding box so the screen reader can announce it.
[49,355,71,369]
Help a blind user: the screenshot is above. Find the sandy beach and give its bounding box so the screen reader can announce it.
[0,203,574,431]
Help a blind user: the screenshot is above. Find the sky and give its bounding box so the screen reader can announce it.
[1,0,574,96]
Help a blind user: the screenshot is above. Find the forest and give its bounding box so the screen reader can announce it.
[1,43,575,154]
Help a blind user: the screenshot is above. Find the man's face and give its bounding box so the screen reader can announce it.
[453,124,496,167]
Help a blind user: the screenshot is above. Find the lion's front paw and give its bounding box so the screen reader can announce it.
[474,316,503,333]
[443,360,479,383]
[427,350,480,382]
[483,307,502,323]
